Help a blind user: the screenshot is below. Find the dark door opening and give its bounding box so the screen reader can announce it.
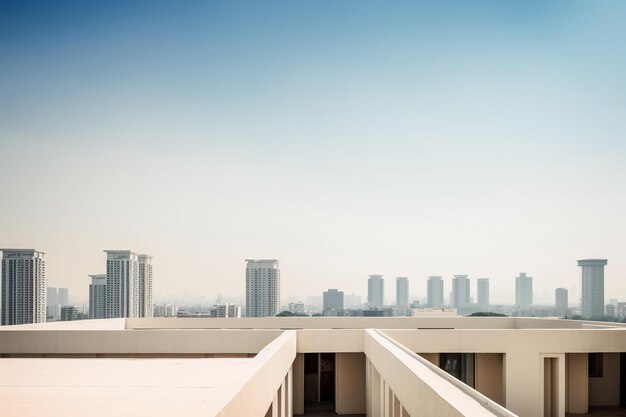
[304,353,335,412]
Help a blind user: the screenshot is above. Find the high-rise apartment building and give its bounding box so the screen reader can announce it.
[245,259,280,317]
[555,288,568,317]
[288,302,305,315]
[46,287,60,320]
[323,289,344,314]
[211,303,242,318]
[367,275,384,308]
[58,287,69,306]
[578,259,607,319]
[89,274,107,319]
[105,250,139,318]
[427,276,444,307]
[60,305,79,321]
[1,249,47,325]
[138,255,153,318]
[451,275,470,309]
[515,273,533,307]
[396,277,409,309]
[476,278,489,310]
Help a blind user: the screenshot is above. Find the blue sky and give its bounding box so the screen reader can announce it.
[1,1,626,305]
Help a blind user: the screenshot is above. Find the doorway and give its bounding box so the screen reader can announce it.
[304,353,336,412]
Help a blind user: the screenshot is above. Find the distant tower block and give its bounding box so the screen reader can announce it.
[578,259,607,319]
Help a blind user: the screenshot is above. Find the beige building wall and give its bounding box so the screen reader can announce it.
[566,353,588,413]
[418,352,439,366]
[475,353,504,406]
[292,353,304,415]
[589,353,620,406]
[335,352,366,415]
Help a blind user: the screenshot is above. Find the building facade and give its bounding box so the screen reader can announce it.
[555,287,568,317]
[4,316,626,417]
[323,289,344,315]
[515,272,533,308]
[367,275,384,308]
[105,250,139,318]
[288,302,305,315]
[396,277,409,309]
[451,275,470,309]
[89,274,107,319]
[427,276,444,307]
[138,254,153,318]
[245,259,280,317]
[57,287,69,306]
[46,287,60,321]
[1,249,46,325]
[578,259,607,319]
[476,278,489,311]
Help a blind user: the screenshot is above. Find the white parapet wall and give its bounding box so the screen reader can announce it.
[364,329,517,417]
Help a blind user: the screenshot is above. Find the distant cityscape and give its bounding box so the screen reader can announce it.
[0,249,618,325]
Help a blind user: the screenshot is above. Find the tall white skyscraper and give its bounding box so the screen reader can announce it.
[476,278,489,310]
[555,287,568,317]
[451,275,470,309]
[367,275,384,308]
[138,255,153,318]
[396,277,409,309]
[515,273,533,307]
[105,250,139,318]
[427,276,444,307]
[578,259,607,319]
[245,259,280,317]
[1,249,47,325]
[89,274,107,319]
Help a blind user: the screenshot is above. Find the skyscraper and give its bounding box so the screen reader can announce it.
[138,254,153,318]
[57,287,69,306]
[245,259,280,317]
[323,289,344,315]
[1,249,47,325]
[396,277,409,309]
[476,278,489,310]
[367,275,384,308]
[46,287,60,320]
[105,250,139,318]
[555,288,568,317]
[89,274,107,319]
[515,273,533,307]
[427,276,444,307]
[451,275,470,309]
[578,259,607,319]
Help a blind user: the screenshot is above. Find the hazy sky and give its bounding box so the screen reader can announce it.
[2,1,626,306]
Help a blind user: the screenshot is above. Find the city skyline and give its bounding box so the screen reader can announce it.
[2,1,626,306]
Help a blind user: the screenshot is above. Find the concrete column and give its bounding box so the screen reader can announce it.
[287,366,293,417]
[280,377,286,417]
[272,390,279,417]
[505,351,543,417]
[366,358,371,417]
[567,353,588,413]
[292,353,304,415]
[475,353,505,406]
[370,364,382,417]
[336,352,366,415]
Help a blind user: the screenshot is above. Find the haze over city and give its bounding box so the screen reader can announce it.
[2,1,626,305]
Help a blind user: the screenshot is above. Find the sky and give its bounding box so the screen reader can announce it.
[1,0,626,306]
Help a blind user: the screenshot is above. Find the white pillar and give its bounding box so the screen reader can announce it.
[287,366,293,417]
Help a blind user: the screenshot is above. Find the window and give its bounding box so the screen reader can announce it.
[589,352,603,377]
[440,353,475,388]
